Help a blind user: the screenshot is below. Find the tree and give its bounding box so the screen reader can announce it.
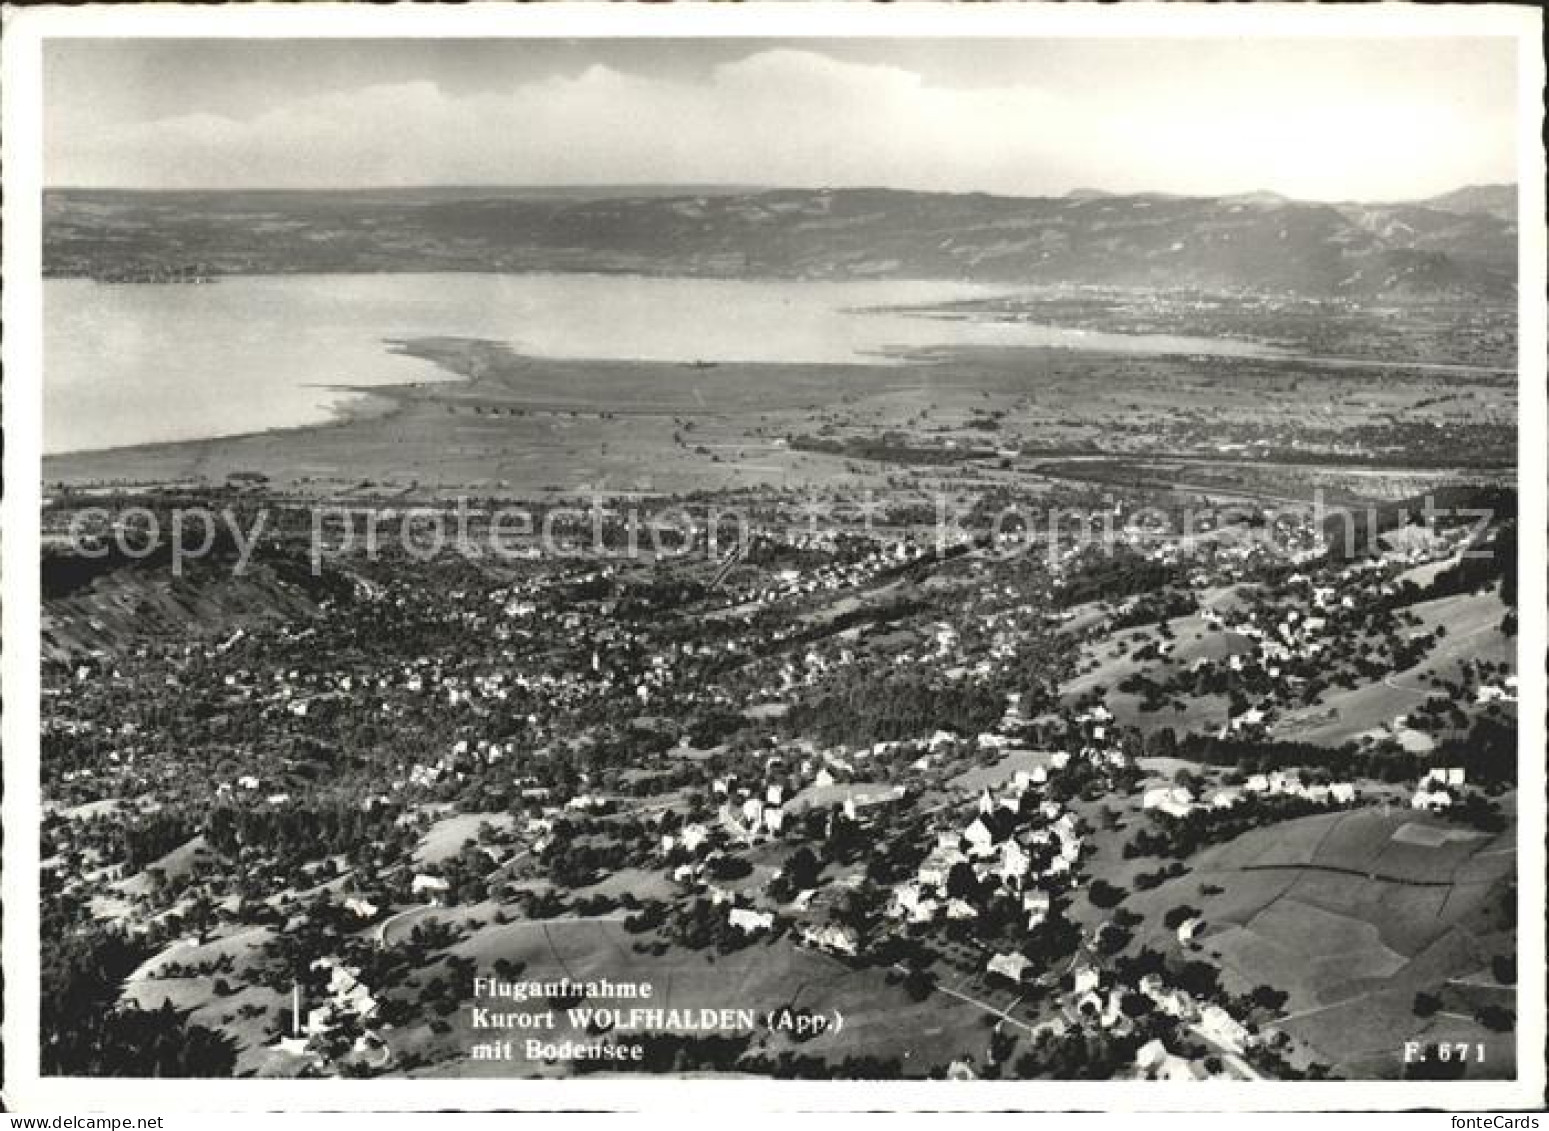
[1146,728,1178,758]
[1173,960,1220,1001]
[1249,984,1288,1012]
[1475,1005,1514,1032]
[1120,992,1154,1018]
[1095,923,1132,956]
[1087,880,1127,910]
[946,861,980,902]
[779,847,821,893]
[902,967,936,1003]
[1411,991,1441,1018]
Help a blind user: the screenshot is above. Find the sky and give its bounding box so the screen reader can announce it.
[43,37,1519,201]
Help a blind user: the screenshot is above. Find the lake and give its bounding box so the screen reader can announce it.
[43,273,1275,454]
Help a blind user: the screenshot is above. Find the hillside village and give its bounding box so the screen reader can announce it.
[40,471,1519,1081]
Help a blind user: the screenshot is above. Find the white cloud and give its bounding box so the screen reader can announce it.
[46,48,1516,199]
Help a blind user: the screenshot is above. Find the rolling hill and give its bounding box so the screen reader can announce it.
[1414,183,1517,222]
[44,184,1517,300]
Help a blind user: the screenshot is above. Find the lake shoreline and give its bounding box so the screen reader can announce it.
[33,339,1130,493]
[44,271,1335,457]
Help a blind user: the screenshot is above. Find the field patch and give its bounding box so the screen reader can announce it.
[1389,823,1488,849]
[1203,898,1407,1007]
[1126,804,1516,1077]
[414,811,517,866]
[116,835,212,898]
[948,749,1059,793]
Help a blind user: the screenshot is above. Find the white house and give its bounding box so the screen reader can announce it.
[728,907,774,934]
[1227,706,1267,733]
[1135,972,1189,1015]
[1135,1037,1170,1074]
[1196,1004,1251,1054]
[305,960,380,1038]
[987,952,1033,984]
[801,922,859,956]
[344,897,379,920]
[1142,787,1195,819]
[411,874,451,900]
[1014,767,1049,790]
[999,840,1031,886]
[1135,1038,1208,1081]
[894,884,939,924]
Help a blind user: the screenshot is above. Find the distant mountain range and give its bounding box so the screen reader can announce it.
[44,182,1517,299]
[1412,183,1516,222]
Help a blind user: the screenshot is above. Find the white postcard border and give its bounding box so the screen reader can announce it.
[4,2,1544,1112]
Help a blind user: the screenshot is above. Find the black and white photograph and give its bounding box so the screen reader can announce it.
[2,2,1544,1114]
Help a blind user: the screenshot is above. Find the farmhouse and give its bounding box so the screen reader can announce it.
[728,907,774,934]
[893,883,940,923]
[1075,990,1125,1031]
[987,951,1033,984]
[1135,1038,1209,1081]
[1142,787,1195,819]
[343,897,379,920]
[800,922,860,956]
[916,842,965,888]
[305,959,380,1039]
[1223,706,1267,735]
[411,873,451,900]
[1196,1004,1252,1054]
[842,785,907,823]
[946,898,978,921]
[1023,889,1051,926]
[947,1059,977,1081]
[1013,767,1048,792]
[1138,975,1193,1019]
[999,839,1031,886]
